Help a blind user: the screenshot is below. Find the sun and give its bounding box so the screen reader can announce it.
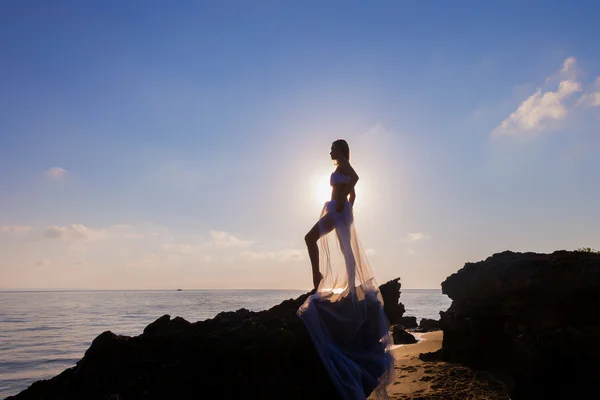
[315,172,332,205]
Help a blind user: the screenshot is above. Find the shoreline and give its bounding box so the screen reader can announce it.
[378,331,510,400]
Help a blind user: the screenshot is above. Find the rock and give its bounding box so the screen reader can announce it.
[8,280,403,400]
[379,278,406,324]
[142,315,191,336]
[439,250,600,400]
[391,324,417,344]
[9,296,333,400]
[417,318,440,332]
[399,316,418,329]
[418,349,443,362]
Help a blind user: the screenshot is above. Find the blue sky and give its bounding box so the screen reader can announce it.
[1,0,599,289]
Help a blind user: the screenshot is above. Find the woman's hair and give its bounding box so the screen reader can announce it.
[333,139,350,161]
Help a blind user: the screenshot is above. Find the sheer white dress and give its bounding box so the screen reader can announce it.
[298,172,395,400]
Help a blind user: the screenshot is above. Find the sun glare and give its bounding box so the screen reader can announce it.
[313,171,367,209]
[315,173,332,205]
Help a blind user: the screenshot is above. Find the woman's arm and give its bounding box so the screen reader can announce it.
[348,187,356,206]
[336,160,359,211]
[342,160,359,198]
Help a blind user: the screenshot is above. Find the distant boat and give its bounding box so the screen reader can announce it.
[176,289,182,291]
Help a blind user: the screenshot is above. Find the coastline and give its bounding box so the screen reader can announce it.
[378,331,510,400]
[8,250,597,400]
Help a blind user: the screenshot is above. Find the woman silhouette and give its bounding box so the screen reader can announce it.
[304,139,358,291]
[298,139,395,400]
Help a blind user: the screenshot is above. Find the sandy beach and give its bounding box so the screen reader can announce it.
[374,331,510,400]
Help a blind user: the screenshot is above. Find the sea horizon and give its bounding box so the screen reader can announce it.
[0,287,443,292]
[0,288,450,397]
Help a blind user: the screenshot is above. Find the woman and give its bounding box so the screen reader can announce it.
[298,139,395,400]
[304,139,359,291]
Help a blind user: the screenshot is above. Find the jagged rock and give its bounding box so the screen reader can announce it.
[440,250,600,400]
[143,315,191,336]
[379,278,406,324]
[418,349,443,362]
[391,324,417,344]
[399,316,418,329]
[8,281,402,400]
[417,318,440,332]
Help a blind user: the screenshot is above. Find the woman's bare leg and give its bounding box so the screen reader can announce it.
[305,223,322,289]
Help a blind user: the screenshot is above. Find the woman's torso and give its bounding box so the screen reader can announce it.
[330,170,351,201]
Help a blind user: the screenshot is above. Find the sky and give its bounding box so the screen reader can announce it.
[1,0,599,290]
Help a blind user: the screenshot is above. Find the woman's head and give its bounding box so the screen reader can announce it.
[330,139,350,162]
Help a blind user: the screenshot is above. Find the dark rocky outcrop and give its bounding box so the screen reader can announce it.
[8,295,332,400]
[391,324,417,344]
[418,349,443,362]
[416,318,440,332]
[399,316,418,329]
[9,280,405,400]
[379,278,406,324]
[440,250,600,399]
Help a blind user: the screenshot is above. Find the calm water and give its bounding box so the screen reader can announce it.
[0,289,450,398]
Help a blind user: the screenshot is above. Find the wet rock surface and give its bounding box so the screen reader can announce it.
[391,325,417,345]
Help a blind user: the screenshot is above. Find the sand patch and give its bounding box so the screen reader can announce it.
[370,331,510,400]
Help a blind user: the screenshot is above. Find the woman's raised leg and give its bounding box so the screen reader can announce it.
[305,223,322,289]
[305,211,335,290]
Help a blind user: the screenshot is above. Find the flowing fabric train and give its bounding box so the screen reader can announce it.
[298,200,395,400]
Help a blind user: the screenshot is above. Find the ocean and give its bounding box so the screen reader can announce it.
[0,288,450,398]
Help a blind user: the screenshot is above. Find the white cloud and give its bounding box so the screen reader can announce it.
[44,224,107,241]
[577,92,600,108]
[365,248,376,256]
[488,56,600,138]
[576,77,600,108]
[0,225,31,234]
[42,223,153,242]
[240,248,304,262]
[45,167,69,179]
[406,249,415,255]
[160,242,211,262]
[165,232,302,264]
[561,57,577,74]
[406,233,430,242]
[210,230,252,247]
[492,76,582,138]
